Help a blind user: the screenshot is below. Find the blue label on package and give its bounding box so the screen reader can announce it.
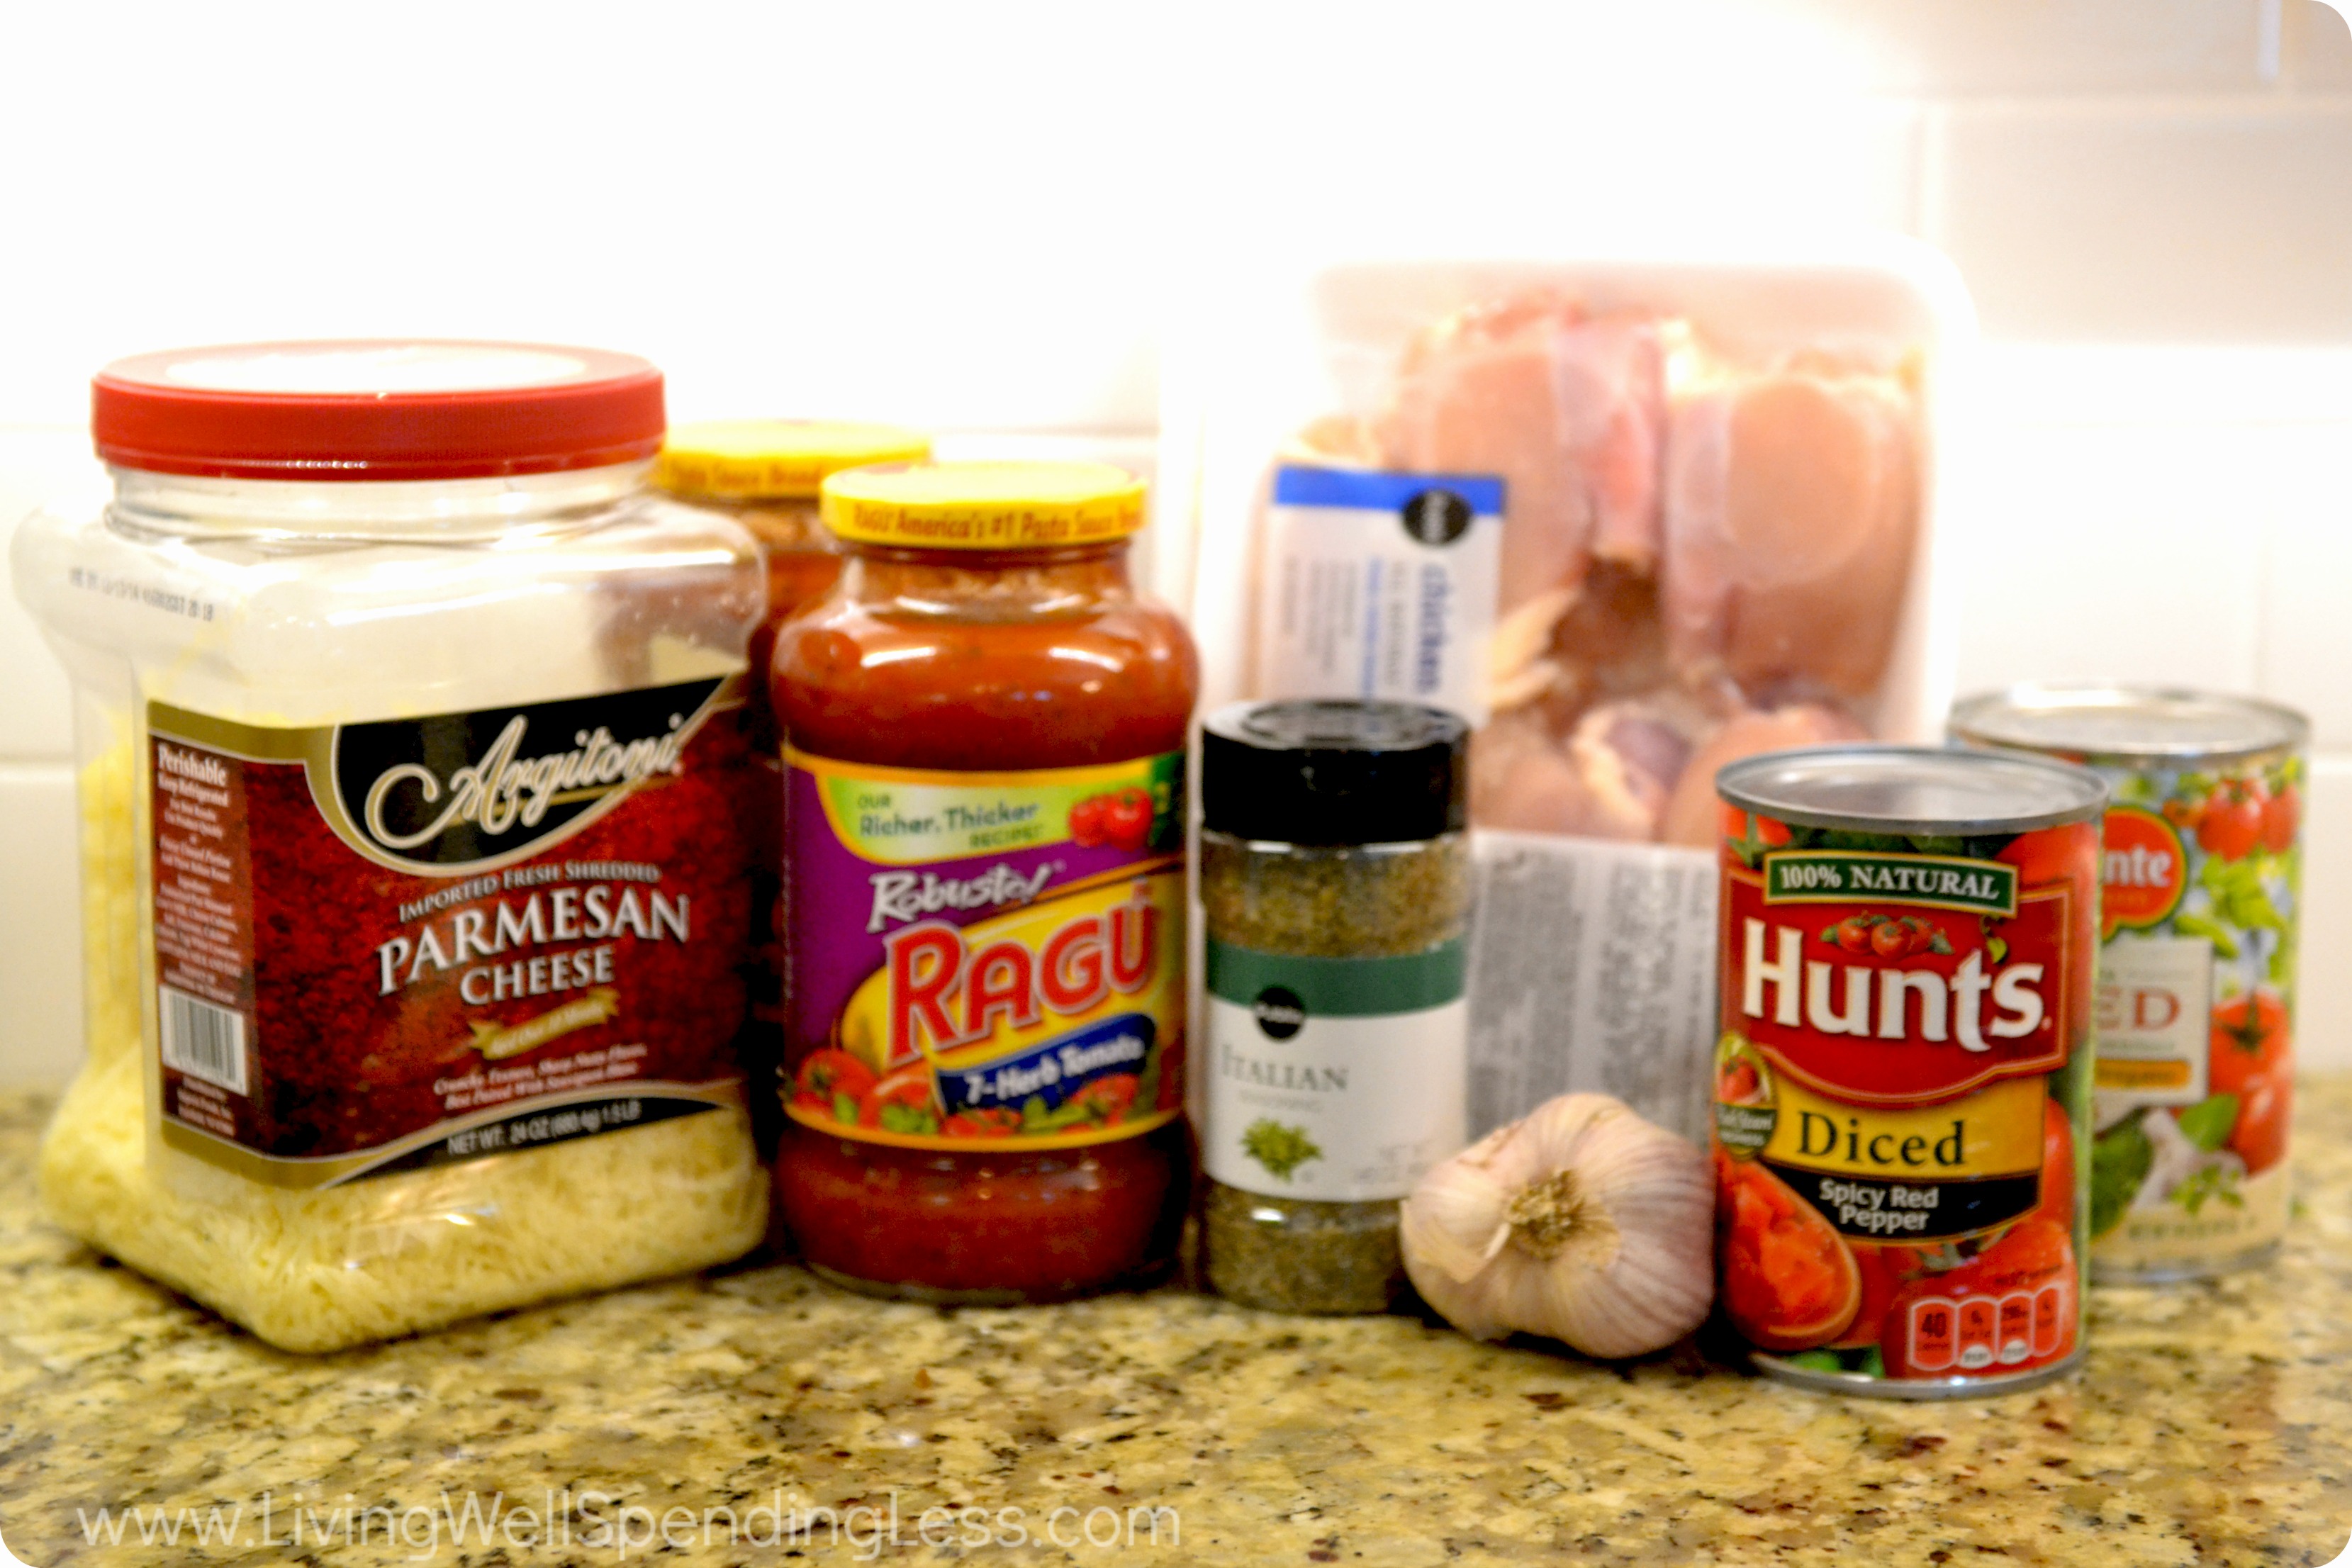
[1272,465,1505,516]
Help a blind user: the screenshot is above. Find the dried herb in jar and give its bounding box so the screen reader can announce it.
[1198,700,1471,1314]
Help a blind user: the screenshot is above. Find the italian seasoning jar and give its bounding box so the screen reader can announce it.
[1199,700,1471,1314]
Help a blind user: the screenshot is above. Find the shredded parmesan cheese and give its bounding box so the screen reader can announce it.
[39,741,768,1355]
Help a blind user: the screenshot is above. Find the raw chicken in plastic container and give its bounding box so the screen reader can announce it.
[1164,242,1970,1141]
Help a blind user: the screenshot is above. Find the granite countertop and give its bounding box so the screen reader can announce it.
[1,1085,2347,1567]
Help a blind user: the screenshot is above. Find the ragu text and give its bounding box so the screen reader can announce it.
[885,885,1158,1063]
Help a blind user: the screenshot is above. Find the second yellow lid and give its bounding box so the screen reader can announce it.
[656,420,931,499]
[821,460,1147,550]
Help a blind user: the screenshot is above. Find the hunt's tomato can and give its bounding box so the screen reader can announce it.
[1712,746,2106,1398]
[1951,685,2307,1282]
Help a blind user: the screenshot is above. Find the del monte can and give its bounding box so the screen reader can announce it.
[1711,746,2105,1399]
[1951,684,2308,1282]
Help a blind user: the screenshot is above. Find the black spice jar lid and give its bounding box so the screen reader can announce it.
[1202,699,1467,845]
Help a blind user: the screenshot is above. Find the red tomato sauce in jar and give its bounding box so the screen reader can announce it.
[654,422,933,1158]
[771,460,1197,1302]
[654,422,932,749]
[1711,747,2105,1398]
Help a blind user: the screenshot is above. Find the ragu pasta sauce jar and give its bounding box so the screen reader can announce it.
[1710,746,2105,1398]
[771,460,1197,1302]
[1951,684,2308,1282]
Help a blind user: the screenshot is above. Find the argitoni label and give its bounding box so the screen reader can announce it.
[331,684,707,870]
[1710,747,2100,1399]
[781,748,1187,1151]
[145,677,754,1187]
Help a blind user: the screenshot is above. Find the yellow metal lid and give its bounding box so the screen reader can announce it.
[655,420,931,498]
[820,459,1148,550]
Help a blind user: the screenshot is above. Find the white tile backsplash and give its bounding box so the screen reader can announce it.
[0,10,1167,433]
[2283,0,2352,87]
[1948,423,2267,697]
[2256,439,2352,748]
[1772,0,2275,96]
[1955,345,2352,743]
[1929,99,2352,341]
[0,763,82,1087]
[2297,754,2352,1070]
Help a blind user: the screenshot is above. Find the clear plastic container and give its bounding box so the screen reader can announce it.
[1160,240,1976,1151]
[10,341,771,1352]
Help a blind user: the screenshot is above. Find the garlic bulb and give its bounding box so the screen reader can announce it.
[1400,1093,1713,1358]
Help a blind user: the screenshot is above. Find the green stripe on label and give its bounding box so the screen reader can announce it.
[1206,939,1465,1017]
[1763,851,2017,916]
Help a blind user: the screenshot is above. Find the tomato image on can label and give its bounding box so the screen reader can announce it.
[1951,684,2307,1282]
[1711,748,2103,1399]
[2083,766,2300,1277]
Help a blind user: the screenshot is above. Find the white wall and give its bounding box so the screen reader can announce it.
[2,1,2349,1082]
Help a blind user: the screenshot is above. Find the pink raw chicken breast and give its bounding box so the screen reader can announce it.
[1662,357,1919,698]
[1379,296,1668,617]
[1471,709,1653,841]
[1486,561,1669,717]
[1469,695,1713,843]
[1659,703,1869,848]
[1284,293,1921,850]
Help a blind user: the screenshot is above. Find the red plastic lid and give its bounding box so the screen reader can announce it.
[91,340,666,481]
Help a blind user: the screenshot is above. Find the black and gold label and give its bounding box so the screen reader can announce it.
[144,676,754,1187]
[1757,1076,2046,1242]
[1715,1029,2048,1243]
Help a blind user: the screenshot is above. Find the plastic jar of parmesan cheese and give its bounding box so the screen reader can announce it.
[9,340,771,1353]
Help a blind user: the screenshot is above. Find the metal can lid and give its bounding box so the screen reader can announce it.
[1202,699,1467,845]
[1949,683,2307,765]
[1716,745,2107,836]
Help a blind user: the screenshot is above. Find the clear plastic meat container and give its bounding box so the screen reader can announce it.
[1161,238,1974,1141]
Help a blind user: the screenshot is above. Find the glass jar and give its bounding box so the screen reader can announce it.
[771,460,1197,1302]
[9,341,771,1353]
[653,420,932,751]
[652,420,930,1153]
[1197,700,1471,1314]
